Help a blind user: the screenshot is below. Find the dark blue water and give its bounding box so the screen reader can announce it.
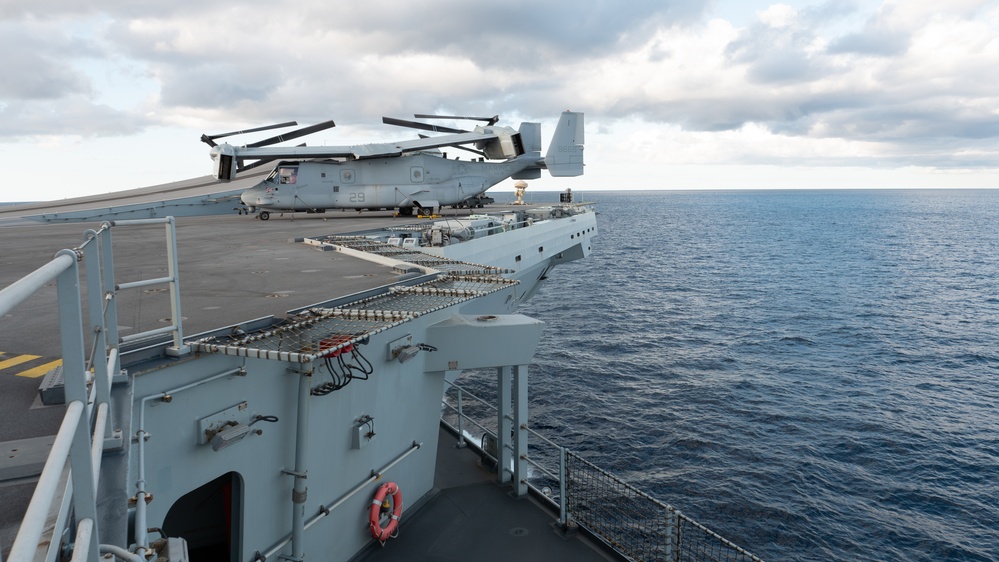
[508,190,999,561]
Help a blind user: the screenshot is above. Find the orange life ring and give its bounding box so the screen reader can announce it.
[369,482,403,541]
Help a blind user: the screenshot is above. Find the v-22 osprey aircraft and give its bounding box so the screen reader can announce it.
[203,111,584,219]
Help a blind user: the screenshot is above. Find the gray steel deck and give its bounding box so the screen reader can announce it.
[356,426,617,562]
[0,212,408,441]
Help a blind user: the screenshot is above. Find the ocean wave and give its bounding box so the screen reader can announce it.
[519,189,999,562]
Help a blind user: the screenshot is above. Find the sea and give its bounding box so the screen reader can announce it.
[478,189,999,561]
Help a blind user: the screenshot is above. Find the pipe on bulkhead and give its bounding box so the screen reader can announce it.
[100,543,145,562]
[133,366,246,557]
[290,367,314,559]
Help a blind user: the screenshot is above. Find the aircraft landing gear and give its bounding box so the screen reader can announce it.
[398,207,414,217]
[258,211,270,221]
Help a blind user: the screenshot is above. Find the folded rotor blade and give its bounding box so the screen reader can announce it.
[416,133,486,157]
[236,143,310,172]
[247,119,337,148]
[382,117,467,134]
[201,121,299,147]
[414,114,500,126]
[238,157,282,173]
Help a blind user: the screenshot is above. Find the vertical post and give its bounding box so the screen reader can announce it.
[83,231,111,417]
[135,396,155,558]
[164,217,190,355]
[512,364,528,497]
[455,386,466,448]
[665,507,677,561]
[558,446,568,529]
[291,367,313,560]
[100,223,120,373]
[496,366,512,484]
[56,251,100,561]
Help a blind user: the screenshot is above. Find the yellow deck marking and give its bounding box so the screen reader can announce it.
[16,359,63,379]
[0,354,41,371]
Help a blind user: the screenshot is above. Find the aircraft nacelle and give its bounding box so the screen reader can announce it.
[473,125,525,160]
[209,144,238,181]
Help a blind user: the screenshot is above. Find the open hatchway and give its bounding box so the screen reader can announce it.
[162,471,243,562]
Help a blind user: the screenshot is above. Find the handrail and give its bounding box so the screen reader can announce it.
[442,380,568,528]
[306,440,422,531]
[69,519,94,562]
[4,217,188,561]
[105,217,188,354]
[441,378,765,562]
[90,403,109,489]
[7,401,85,560]
[0,253,75,317]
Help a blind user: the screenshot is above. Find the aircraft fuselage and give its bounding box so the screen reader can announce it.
[240,152,535,213]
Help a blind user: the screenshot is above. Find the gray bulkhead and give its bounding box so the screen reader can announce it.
[120,279,540,561]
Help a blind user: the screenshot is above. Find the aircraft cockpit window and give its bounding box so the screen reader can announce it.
[278,167,299,185]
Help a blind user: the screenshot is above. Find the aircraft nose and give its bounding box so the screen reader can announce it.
[241,185,271,206]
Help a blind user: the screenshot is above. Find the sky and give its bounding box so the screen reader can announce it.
[1,0,998,202]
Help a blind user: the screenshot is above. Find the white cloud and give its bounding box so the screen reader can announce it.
[758,4,799,28]
[0,0,997,202]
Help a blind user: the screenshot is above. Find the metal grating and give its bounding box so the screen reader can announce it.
[311,235,514,276]
[566,451,765,562]
[335,275,517,314]
[190,240,516,362]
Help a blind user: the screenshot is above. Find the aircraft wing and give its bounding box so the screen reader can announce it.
[228,131,498,162]
[389,132,497,154]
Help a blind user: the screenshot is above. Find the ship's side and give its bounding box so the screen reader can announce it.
[111,266,544,561]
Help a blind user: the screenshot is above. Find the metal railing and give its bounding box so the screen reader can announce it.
[1,217,186,561]
[441,379,765,562]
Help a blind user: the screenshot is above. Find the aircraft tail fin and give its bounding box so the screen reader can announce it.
[543,111,584,177]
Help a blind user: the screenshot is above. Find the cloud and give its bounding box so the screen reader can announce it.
[827,2,911,55]
[90,1,712,122]
[0,16,151,138]
[0,1,226,21]
[724,5,839,86]
[1,0,998,192]
[297,1,709,65]
[0,22,97,99]
[591,2,999,148]
[0,98,146,138]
